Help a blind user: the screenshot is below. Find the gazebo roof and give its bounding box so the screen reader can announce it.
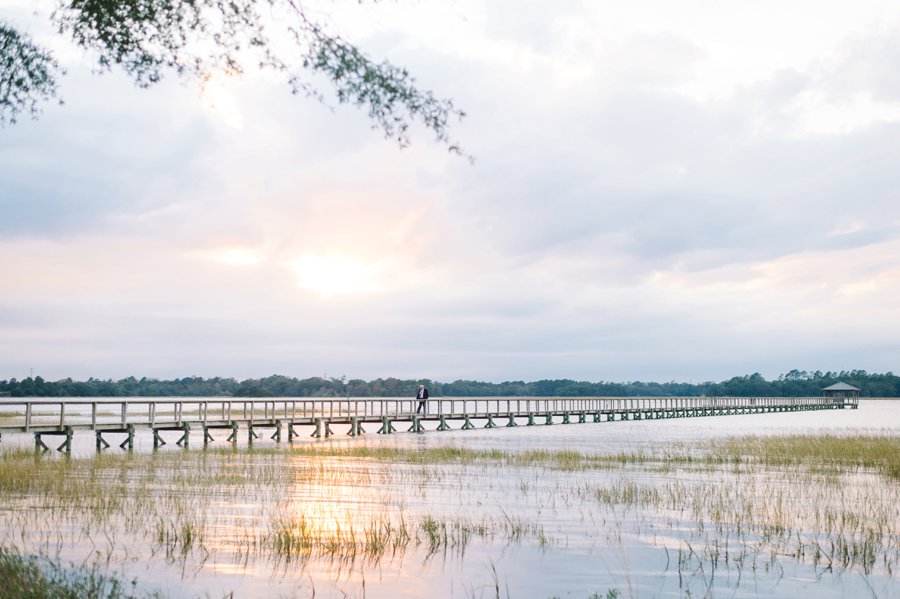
[822,382,860,392]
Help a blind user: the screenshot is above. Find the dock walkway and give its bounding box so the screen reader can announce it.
[0,395,858,452]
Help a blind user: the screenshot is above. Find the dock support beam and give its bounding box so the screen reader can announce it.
[408,415,425,434]
[506,413,517,427]
[58,426,73,453]
[287,422,299,442]
[527,413,535,426]
[437,415,451,431]
[153,429,166,448]
[377,416,396,434]
[545,413,554,425]
[271,420,282,442]
[118,424,134,450]
[349,417,365,436]
[248,425,261,444]
[461,414,475,430]
[311,418,333,438]
[96,431,110,450]
[176,422,191,447]
[484,414,497,428]
[226,422,239,444]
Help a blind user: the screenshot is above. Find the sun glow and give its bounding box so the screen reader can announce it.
[288,254,377,297]
[200,74,244,130]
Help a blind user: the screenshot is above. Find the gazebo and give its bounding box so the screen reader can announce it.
[821,382,860,400]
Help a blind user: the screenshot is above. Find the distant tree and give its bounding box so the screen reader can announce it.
[2,371,898,398]
[1,0,466,154]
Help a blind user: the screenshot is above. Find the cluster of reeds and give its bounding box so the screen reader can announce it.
[0,545,162,599]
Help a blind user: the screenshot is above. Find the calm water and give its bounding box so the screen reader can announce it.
[0,399,897,598]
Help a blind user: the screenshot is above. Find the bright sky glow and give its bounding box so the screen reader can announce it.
[2,0,900,383]
[288,254,378,298]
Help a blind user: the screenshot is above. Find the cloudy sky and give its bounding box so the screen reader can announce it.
[2,0,899,383]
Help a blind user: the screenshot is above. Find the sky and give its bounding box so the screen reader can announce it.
[2,0,900,384]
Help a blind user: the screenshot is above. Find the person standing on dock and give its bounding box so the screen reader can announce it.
[415,384,429,414]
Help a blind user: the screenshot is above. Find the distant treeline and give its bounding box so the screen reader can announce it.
[0,369,897,398]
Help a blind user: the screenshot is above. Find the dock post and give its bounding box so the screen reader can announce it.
[461,414,475,430]
[176,422,191,447]
[119,424,134,450]
[153,429,165,449]
[57,426,74,453]
[349,417,365,436]
[593,412,601,423]
[562,412,571,424]
[408,415,425,433]
[271,420,282,442]
[377,416,396,434]
[204,425,214,446]
[578,412,586,424]
[484,414,497,428]
[544,413,553,425]
[506,413,517,427]
[96,431,110,451]
[437,414,451,431]
[311,418,333,438]
[34,432,49,453]
[226,422,238,444]
[248,425,260,443]
[288,422,298,442]
[526,413,535,426]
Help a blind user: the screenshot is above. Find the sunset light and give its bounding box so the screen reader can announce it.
[288,253,377,298]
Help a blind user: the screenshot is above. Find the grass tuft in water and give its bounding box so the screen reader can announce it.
[0,545,161,598]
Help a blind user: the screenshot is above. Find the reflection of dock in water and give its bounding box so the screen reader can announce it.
[0,395,859,452]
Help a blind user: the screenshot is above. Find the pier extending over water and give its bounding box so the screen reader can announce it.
[0,395,858,452]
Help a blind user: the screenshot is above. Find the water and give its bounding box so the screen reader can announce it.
[0,399,897,598]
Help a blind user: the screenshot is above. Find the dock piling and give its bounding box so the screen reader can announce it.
[408,415,424,434]
[377,416,396,434]
[271,420,282,442]
[176,422,191,447]
[118,424,134,450]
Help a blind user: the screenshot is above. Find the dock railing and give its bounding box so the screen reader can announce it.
[0,395,858,433]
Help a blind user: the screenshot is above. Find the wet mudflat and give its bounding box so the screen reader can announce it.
[0,400,897,598]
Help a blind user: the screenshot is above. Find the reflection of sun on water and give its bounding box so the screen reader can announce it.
[289,254,377,298]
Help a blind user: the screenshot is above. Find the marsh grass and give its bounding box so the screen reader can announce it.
[280,434,900,481]
[0,432,897,597]
[709,434,900,480]
[0,545,161,598]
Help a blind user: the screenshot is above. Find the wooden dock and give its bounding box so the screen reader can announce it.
[0,395,858,452]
